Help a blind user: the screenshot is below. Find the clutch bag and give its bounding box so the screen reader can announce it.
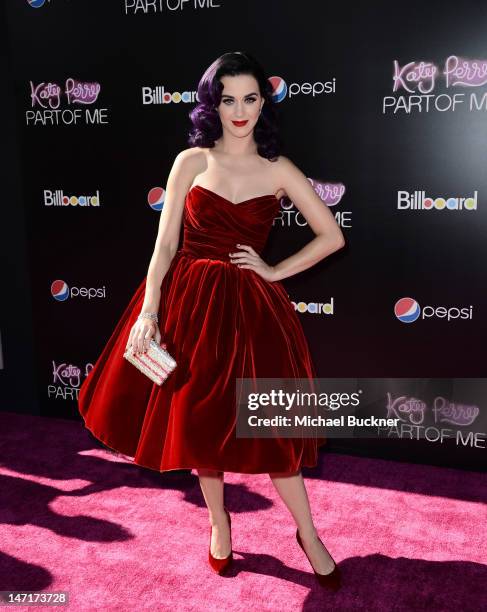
[123,339,177,386]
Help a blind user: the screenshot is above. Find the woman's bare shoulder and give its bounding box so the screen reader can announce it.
[175,146,209,163]
[173,147,209,177]
[270,154,296,169]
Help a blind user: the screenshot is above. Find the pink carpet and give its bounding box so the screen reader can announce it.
[0,411,485,611]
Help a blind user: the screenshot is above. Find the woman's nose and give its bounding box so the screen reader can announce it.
[234,103,245,117]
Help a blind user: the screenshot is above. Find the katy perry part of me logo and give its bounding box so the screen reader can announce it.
[27,78,108,126]
[383,55,487,114]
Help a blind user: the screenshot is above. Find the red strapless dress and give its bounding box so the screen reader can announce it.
[78,184,326,473]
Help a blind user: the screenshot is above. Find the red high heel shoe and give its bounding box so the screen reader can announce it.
[296,529,341,591]
[208,507,233,575]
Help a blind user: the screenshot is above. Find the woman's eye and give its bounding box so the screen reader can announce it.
[222,98,257,105]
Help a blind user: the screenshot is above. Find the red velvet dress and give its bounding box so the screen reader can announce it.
[78,184,326,473]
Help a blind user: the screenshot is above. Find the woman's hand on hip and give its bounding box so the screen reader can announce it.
[229,244,276,282]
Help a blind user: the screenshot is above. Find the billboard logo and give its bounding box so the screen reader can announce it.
[292,299,334,315]
[397,190,477,211]
[142,85,197,105]
[44,189,100,207]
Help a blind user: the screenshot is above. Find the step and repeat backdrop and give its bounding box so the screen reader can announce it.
[4,1,486,470]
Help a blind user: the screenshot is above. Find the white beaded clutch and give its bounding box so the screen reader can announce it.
[123,339,177,386]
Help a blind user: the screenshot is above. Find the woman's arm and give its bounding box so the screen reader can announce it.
[140,148,203,313]
[271,156,345,282]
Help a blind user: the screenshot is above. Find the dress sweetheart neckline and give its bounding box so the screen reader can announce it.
[189,184,278,207]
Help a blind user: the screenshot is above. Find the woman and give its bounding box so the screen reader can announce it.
[78,51,345,589]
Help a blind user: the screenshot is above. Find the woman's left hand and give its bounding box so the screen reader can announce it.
[229,244,276,282]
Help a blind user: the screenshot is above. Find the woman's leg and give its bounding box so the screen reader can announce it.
[269,470,336,574]
[197,468,231,559]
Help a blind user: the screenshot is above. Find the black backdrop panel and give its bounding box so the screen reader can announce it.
[4,1,486,470]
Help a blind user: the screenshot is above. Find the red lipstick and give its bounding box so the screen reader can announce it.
[232,120,248,127]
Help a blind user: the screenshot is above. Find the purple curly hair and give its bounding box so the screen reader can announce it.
[187,51,282,161]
